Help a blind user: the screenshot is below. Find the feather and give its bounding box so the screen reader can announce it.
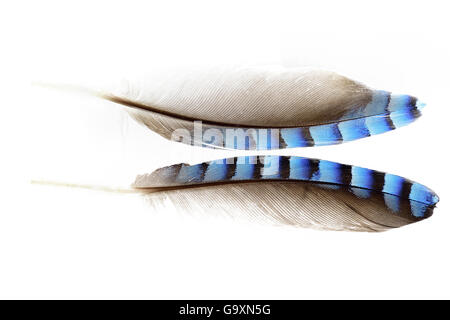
[102,66,425,149]
[134,156,439,232]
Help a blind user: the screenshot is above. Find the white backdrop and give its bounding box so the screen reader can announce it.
[1,0,449,299]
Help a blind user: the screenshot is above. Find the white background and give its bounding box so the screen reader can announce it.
[1,0,449,299]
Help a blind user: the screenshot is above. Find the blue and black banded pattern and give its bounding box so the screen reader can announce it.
[193,92,424,150]
[282,93,421,148]
[136,156,439,219]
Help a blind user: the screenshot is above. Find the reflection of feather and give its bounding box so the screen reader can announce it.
[102,66,425,149]
[134,156,439,232]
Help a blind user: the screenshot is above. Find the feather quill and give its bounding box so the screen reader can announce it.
[134,156,439,232]
[101,66,425,149]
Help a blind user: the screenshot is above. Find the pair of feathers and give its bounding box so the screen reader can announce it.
[88,66,437,231]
